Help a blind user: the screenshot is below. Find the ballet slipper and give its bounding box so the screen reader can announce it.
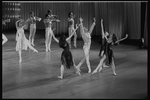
[88,70,91,73]
[113,72,117,76]
[92,70,97,74]
[34,49,38,53]
[76,70,81,76]
[19,59,22,63]
[58,76,63,79]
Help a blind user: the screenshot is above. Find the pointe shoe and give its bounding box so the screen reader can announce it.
[92,70,97,74]
[76,71,81,76]
[34,49,38,53]
[58,76,63,79]
[46,49,48,52]
[113,72,117,76]
[88,70,91,73]
[19,59,22,63]
[32,43,35,46]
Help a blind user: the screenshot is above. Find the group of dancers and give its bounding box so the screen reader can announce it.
[2,9,128,79]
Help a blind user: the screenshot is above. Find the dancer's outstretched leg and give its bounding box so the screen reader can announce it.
[27,40,38,53]
[92,55,106,74]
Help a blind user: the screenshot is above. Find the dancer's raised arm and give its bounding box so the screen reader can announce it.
[89,18,96,35]
[114,34,128,44]
[101,19,105,38]
[66,24,80,41]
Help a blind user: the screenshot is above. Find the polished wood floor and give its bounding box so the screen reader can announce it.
[2,33,147,99]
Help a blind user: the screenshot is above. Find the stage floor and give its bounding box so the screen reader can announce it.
[2,33,147,99]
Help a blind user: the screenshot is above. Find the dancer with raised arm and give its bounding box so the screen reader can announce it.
[52,24,81,79]
[92,20,128,75]
[76,17,96,74]
[67,12,77,48]
[2,19,10,45]
[28,11,41,46]
[15,18,38,63]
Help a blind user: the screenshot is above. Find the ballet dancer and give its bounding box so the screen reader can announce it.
[92,21,128,75]
[15,18,38,63]
[28,11,41,46]
[52,24,81,79]
[98,19,110,68]
[2,19,10,45]
[67,12,77,48]
[44,10,60,52]
[76,17,96,74]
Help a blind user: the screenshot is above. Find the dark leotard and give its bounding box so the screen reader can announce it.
[59,35,73,69]
[99,37,114,65]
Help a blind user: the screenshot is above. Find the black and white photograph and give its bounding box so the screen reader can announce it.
[2,1,148,99]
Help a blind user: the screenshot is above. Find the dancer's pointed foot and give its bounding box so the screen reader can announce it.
[76,70,81,76]
[32,43,35,46]
[19,59,22,63]
[58,76,63,79]
[34,49,38,53]
[88,70,91,73]
[113,72,117,76]
[92,70,97,75]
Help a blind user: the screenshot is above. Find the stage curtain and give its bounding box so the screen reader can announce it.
[3,2,147,46]
[143,3,148,47]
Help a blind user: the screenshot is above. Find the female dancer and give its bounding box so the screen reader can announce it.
[15,18,38,63]
[52,24,81,79]
[76,17,96,74]
[99,19,110,68]
[92,22,128,75]
[2,19,10,45]
[67,12,77,48]
[28,11,41,46]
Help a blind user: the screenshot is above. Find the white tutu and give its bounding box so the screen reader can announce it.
[16,28,30,51]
